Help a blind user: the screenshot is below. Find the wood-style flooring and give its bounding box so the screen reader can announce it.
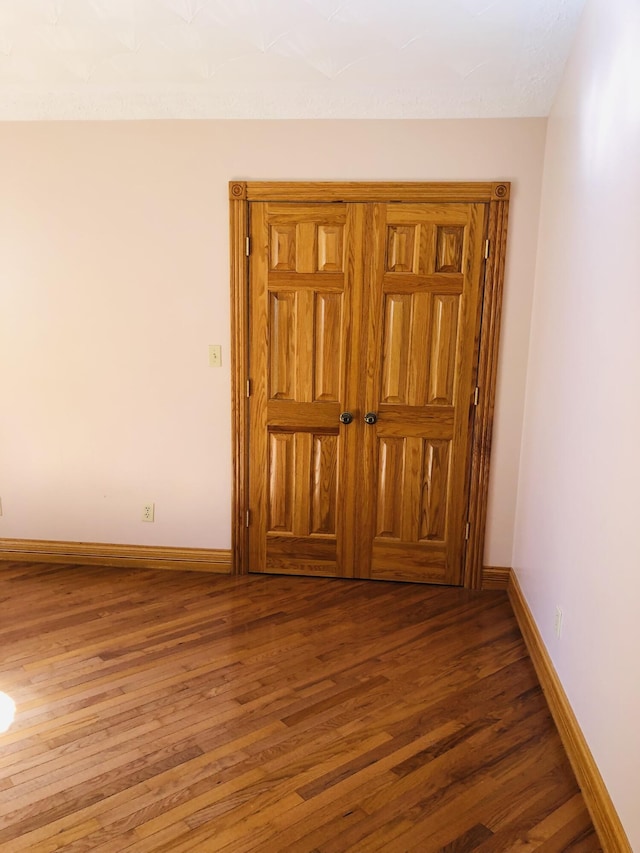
[0,562,600,852]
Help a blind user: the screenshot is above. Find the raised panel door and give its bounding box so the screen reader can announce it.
[249,200,487,584]
[357,203,486,584]
[248,203,365,577]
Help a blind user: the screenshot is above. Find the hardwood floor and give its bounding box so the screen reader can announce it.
[0,562,600,852]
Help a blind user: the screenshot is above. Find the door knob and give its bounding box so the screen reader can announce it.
[364,412,378,425]
[339,412,354,425]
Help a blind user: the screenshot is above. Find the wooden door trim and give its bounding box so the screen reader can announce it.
[230,188,249,574]
[229,181,510,587]
[465,195,510,588]
[230,181,509,203]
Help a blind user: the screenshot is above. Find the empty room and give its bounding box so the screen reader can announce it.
[0,0,638,850]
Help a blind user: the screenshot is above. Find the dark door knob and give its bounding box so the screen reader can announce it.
[364,412,378,425]
[339,412,353,425]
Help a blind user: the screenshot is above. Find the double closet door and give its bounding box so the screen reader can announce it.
[247,197,490,585]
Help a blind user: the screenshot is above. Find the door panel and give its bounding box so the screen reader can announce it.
[249,200,487,584]
[358,203,486,584]
[249,203,364,577]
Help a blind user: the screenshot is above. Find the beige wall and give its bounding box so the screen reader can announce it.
[0,118,546,561]
[513,0,640,845]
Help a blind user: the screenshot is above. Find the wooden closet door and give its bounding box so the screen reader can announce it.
[248,203,366,577]
[356,203,487,584]
[248,199,488,584]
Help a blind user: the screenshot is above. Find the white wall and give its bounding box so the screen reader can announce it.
[513,0,640,846]
[0,119,546,559]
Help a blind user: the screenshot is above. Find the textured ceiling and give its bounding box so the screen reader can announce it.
[0,0,587,120]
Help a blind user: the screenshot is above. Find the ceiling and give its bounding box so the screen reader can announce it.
[0,0,587,120]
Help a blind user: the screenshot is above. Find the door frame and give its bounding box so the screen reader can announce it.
[229,181,510,589]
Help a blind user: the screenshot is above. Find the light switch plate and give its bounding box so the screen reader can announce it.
[209,345,222,367]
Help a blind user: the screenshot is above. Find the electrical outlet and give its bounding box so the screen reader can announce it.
[208,344,222,368]
[554,606,563,639]
[142,503,155,522]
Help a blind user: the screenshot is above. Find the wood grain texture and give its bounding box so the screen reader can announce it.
[508,572,631,853]
[464,197,510,589]
[482,566,512,590]
[0,561,598,851]
[248,202,365,579]
[241,182,508,203]
[359,201,487,585]
[231,182,511,587]
[230,192,250,574]
[0,539,231,573]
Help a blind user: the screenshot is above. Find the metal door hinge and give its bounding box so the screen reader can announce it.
[245,237,251,257]
[465,522,471,540]
[473,387,480,406]
[246,379,251,398]
[246,510,251,528]
[484,239,490,259]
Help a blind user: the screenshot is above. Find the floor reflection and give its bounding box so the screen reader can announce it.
[0,691,15,733]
